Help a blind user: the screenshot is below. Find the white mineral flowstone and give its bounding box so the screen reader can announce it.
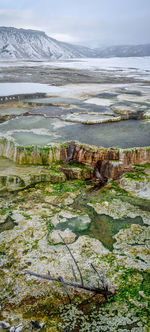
[63,192,78,205]
[117,94,150,104]
[62,112,121,124]
[145,110,150,119]
[113,224,150,271]
[50,210,91,229]
[49,228,76,244]
[111,103,146,114]
[120,175,150,200]
[0,225,109,305]
[84,97,113,106]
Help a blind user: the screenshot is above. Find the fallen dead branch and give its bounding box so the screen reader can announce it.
[24,234,115,302]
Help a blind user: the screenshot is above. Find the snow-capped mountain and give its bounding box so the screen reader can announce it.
[0,27,150,60]
[95,44,150,58]
[0,27,95,60]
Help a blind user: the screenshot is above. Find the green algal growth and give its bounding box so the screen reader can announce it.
[125,148,135,156]
[134,163,150,170]
[38,146,50,165]
[124,170,148,181]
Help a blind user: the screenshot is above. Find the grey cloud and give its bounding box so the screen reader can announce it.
[0,8,150,47]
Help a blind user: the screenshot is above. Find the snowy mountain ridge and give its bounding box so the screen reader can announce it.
[0,26,150,60]
[0,26,95,59]
[95,44,150,58]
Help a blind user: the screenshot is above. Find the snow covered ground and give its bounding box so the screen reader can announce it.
[0,82,62,96]
[0,56,150,72]
[0,82,130,98]
[0,57,150,97]
[45,57,150,72]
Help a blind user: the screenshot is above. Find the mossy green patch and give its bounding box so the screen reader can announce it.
[49,180,88,196]
[134,163,150,171]
[125,148,135,156]
[46,220,54,244]
[100,253,116,267]
[124,170,148,181]
[0,137,7,144]
[22,293,62,322]
[22,212,32,220]
[60,142,67,149]
[31,239,39,250]
[89,179,150,212]
[115,269,141,302]
[0,207,9,215]
[89,180,129,206]
[113,270,150,315]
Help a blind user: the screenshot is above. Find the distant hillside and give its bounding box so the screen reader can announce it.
[95,44,150,58]
[0,27,95,60]
[0,27,150,60]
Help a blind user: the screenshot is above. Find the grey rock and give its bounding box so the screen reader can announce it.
[15,325,23,332]
[0,321,10,329]
[9,328,15,332]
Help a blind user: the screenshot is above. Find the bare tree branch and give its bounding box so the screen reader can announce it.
[91,264,108,290]
[58,276,71,303]
[59,233,84,286]
[24,270,112,296]
[70,264,78,282]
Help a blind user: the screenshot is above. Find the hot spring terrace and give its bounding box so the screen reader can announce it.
[0,81,150,182]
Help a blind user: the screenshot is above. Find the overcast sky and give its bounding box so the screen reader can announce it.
[0,0,150,47]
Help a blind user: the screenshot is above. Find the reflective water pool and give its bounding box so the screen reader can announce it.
[0,116,149,148]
